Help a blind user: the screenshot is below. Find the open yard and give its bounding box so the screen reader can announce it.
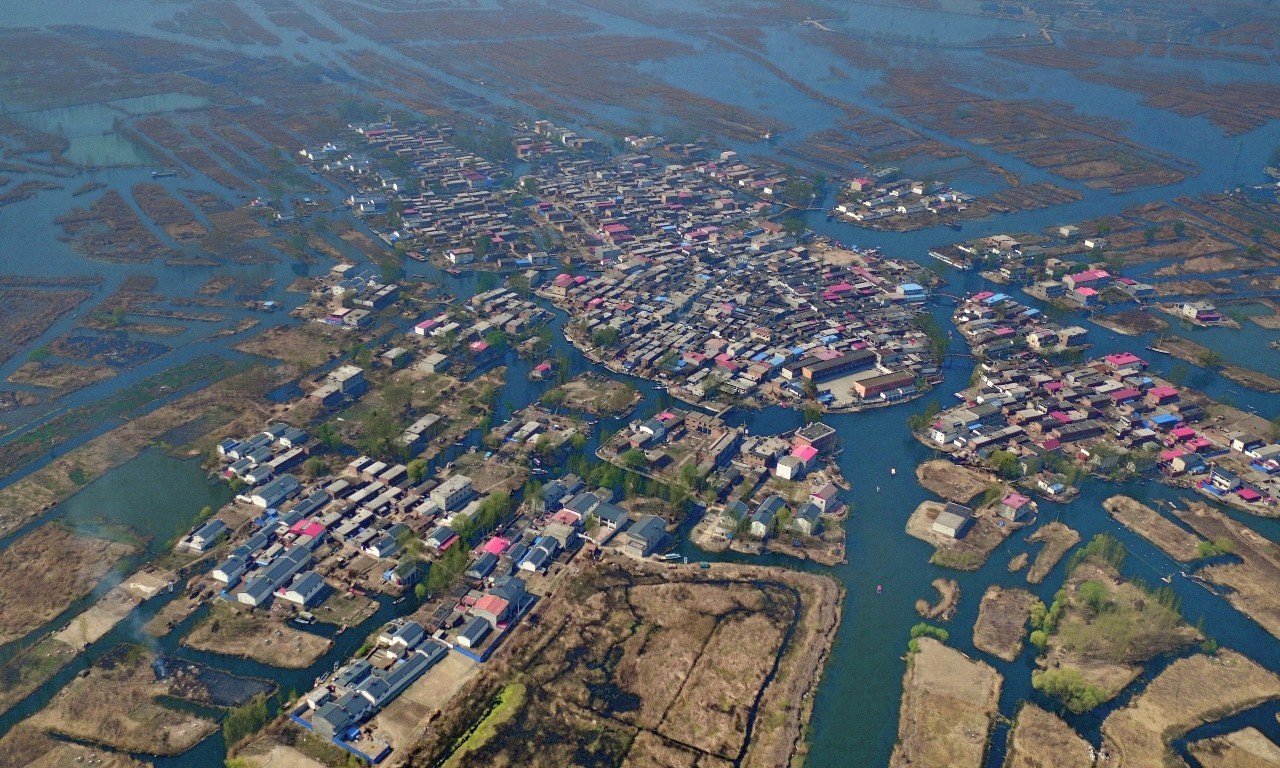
[182,602,332,668]
[889,638,1002,768]
[0,522,139,645]
[1026,522,1081,584]
[26,644,218,756]
[406,559,841,768]
[1102,651,1280,768]
[973,586,1036,662]
[1005,703,1095,768]
[543,372,640,417]
[916,460,999,504]
[1104,495,1203,562]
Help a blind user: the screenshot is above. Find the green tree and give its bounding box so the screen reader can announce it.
[1029,630,1048,651]
[988,449,1021,479]
[406,458,429,483]
[1173,220,1187,238]
[223,694,271,748]
[1078,581,1109,616]
[1032,668,1108,712]
[302,457,326,479]
[592,327,620,348]
[1197,350,1224,370]
[1144,225,1159,245]
[802,403,823,424]
[621,449,647,469]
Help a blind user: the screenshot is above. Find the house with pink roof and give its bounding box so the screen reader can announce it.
[998,493,1033,522]
[791,444,819,465]
[1104,352,1146,370]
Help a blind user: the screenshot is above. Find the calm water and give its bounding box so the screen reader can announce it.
[2,1,1280,765]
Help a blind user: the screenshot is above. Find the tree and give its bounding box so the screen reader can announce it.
[988,449,1021,479]
[302,457,326,479]
[802,403,823,424]
[592,327,620,348]
[406,458,428,483]
[1032,668,1108,712]
[1173,220,1186,238]
[906,401,941,432]
[1029,630,1048,651]
[621,449,647,469]
[1144,226,1159,245]
[483,330,508,350]
[1078,580,1109,616]
[1197,350,1224,370]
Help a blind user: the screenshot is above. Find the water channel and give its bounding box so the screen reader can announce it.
[2,2,1280,765]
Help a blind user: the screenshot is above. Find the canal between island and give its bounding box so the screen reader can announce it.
[2,2,1280,765]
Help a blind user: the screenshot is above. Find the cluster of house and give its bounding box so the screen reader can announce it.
[835,174,975,223]
[1192,432,1280,509]
[922,350,1279,506]
[214,422,311,490]
[406,285,550,362]
[314,122,541,264]
[295,622,452,763]
[1027,267,1154,307]
[539,240,935,408]
[952,291,1090,358]
[320,265,401,331]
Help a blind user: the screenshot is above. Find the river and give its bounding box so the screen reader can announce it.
[2,2,1280,766]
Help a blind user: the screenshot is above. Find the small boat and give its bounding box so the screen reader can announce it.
[1146,345,1171,355]
[446,268,462,276]
[890,467,896,475]
[945,221,962,231]
[292,612,316,625]
[876,585,882,594]
[407,251,427,262]
[151,169,177,178]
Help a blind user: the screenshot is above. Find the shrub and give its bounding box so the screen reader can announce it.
[1196,537,1233,559]
[1032,667,1108,712]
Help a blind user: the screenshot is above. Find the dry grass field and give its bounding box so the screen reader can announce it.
[1005,703,1095,768]
[182,602,332,668]
[915,578,960,621]
[916,460,999,504]
[26,644,217,756]
[973,586,1036,662]
[0,522,138,645]
[889,638,1002,768]
[1190,727,1280,768]
[1043,561,1201,705]
[1104,496,1203,561]
[1026,522,1082,584]
[406,559,841,768]
[1102,652,1280,768]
